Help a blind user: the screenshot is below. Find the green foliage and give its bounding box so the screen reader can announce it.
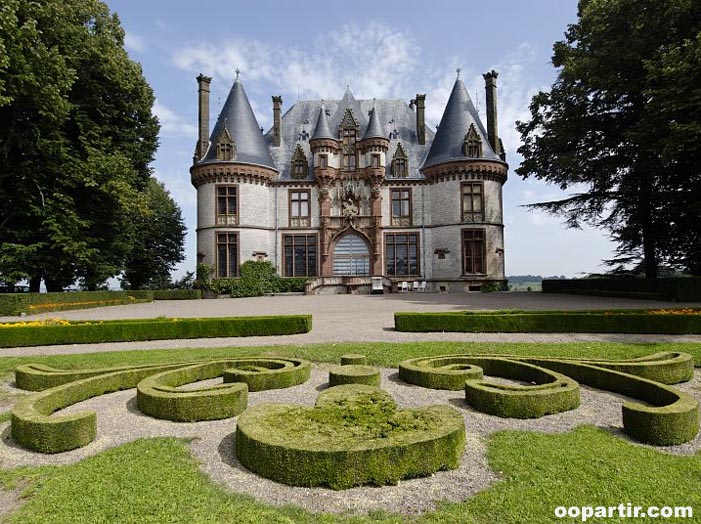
[328,364,381,387]
[222,358,311,391]
[340,353,368,366]
[152,289,202,300]
[394,309,701,334]
[0,0,165,290]
[207,261,309,297]
[516,0,701,277]
[235,384,465,489]
[121,179,186,290]
[0,315,313,347]
[0,290,152,315]
[542,277,701,301]
[399,351,698,445]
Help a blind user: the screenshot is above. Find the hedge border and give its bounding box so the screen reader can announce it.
[328,365,381,387]
[0,290,155,316]
[222,358,311,391]
[394,310,701,334]
[235,384,465,489]
[0,315,312,347]
[399,352,699,445]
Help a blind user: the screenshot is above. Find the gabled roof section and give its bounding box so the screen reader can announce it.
[330,88,365,132]
[200,76,276,170]
[422,78,499,169]
[311,105,334,140]
[363,106,385,139]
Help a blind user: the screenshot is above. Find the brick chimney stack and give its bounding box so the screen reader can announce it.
[483,70,502,158]
[415,93,426,145]
[195,74,212,161]
[272,96,283,147]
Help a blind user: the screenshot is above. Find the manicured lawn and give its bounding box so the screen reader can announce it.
[1,341,700,523]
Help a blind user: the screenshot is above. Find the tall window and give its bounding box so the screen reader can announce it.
[216,185,238,225]
[217,233,238,278]
[390,188,412,226]
[341,108,358,171]
[291,145,308,179]
[284,234,317,277]
[462,229,485,274]
[391,143,408,177]
[462,123,482,158]
[461,182,484,222]
[385,233,419,276]
[371,154,381,168]
[318,154,328,168]
[289,190,310,227]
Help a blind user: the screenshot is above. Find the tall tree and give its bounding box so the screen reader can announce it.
[516,0,701,277]
[121,179,186,290]
[0,0,159,290]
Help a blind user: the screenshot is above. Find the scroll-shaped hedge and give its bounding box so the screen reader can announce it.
[398,352,699,445]
[329,364,381,387]
[222,358,311,391]
[11,364,187,453]
[235,385,465,490]
[137,362,248,422]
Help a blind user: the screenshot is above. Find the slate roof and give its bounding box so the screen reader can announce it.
[422,78,499,169]
[363,106,386,140]
[199,77,277,170]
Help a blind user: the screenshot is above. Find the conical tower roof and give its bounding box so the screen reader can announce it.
[422,77,498,169]
[311,104,334,140]
[200,75,276,169]
[363,106,386,139]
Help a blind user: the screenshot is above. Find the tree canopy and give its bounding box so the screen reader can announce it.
[0,0,184,290]
[516,0,701,277]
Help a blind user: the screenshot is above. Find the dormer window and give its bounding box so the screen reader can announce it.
[215,126,236,161]
[463,123,482,158]
[291,144,308,179]
[391,143,408,178]
[340,108,358,171]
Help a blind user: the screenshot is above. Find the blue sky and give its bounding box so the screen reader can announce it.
[107,0,616,278]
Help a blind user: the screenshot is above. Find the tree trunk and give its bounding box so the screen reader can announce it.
[29,276,41,293]
[44,278,64,292]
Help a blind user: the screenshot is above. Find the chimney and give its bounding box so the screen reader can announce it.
[415,93,426,145]
[195,74,212,161]
[483,70,502,158]
[272,96,283,147]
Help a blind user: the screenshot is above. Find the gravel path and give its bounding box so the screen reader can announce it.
[1,365,699,515]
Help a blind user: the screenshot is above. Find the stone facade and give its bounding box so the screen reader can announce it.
[191,71,508,292]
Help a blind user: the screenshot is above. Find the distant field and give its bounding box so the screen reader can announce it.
[508,281,543,292]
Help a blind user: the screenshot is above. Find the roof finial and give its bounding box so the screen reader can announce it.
[346,84,351,93]
[456,67,462,79]
[235,68,240,80]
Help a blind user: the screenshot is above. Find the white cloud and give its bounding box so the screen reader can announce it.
[124,29,146,54]
[153,99,198,138]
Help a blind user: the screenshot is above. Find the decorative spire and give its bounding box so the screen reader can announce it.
[363,106,386,140]
[235,68,240,80]
[456,67,461,79]
[311,103,334,140]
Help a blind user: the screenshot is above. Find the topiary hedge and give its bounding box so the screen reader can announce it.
[340,354,368,366]
[222,358,311,391]
[137,362,248,422]
[328,365,381,387]
[394,309,701,334]
[235,384,465,489]
[0,315,312,347]
[11,364,187,453]
[399,351,699,445]
[0,290,153,316]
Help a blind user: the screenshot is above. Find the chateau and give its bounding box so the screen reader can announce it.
[190,69,508,293]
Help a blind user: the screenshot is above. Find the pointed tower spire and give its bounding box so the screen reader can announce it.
[311,104,334,140]
[422,76,499,169]
[363,106,385,140]
[199,74,276,169]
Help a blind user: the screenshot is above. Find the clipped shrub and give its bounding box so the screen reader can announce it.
[329,365,381,387]
[137,362,248,422]
[152,289,202,300]
[235,384,465,489]
[0,315,312,347]
[0,290,153,316]
[399,356,485,390]
[394,310,701,334]
[340,354,368,366]
[222,358,311,391]
[11,364,188,453]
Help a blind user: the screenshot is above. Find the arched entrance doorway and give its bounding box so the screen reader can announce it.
[332,233,370,276]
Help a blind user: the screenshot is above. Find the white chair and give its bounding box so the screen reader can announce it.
[418,281,427,292]
[412,281,419,292]
[400,281,409,292]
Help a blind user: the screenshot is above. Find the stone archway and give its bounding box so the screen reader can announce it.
[332,232,370,276]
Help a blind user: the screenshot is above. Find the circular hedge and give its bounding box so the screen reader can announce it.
[235,384,466,490]
[329,365,380,387]
[340,354,368,366]
[223,358,310,391]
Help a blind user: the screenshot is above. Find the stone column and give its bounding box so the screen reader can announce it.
[272,96,282,147]
[483,70,501,156]
[415,94,426,145]
[196,74,212,161]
